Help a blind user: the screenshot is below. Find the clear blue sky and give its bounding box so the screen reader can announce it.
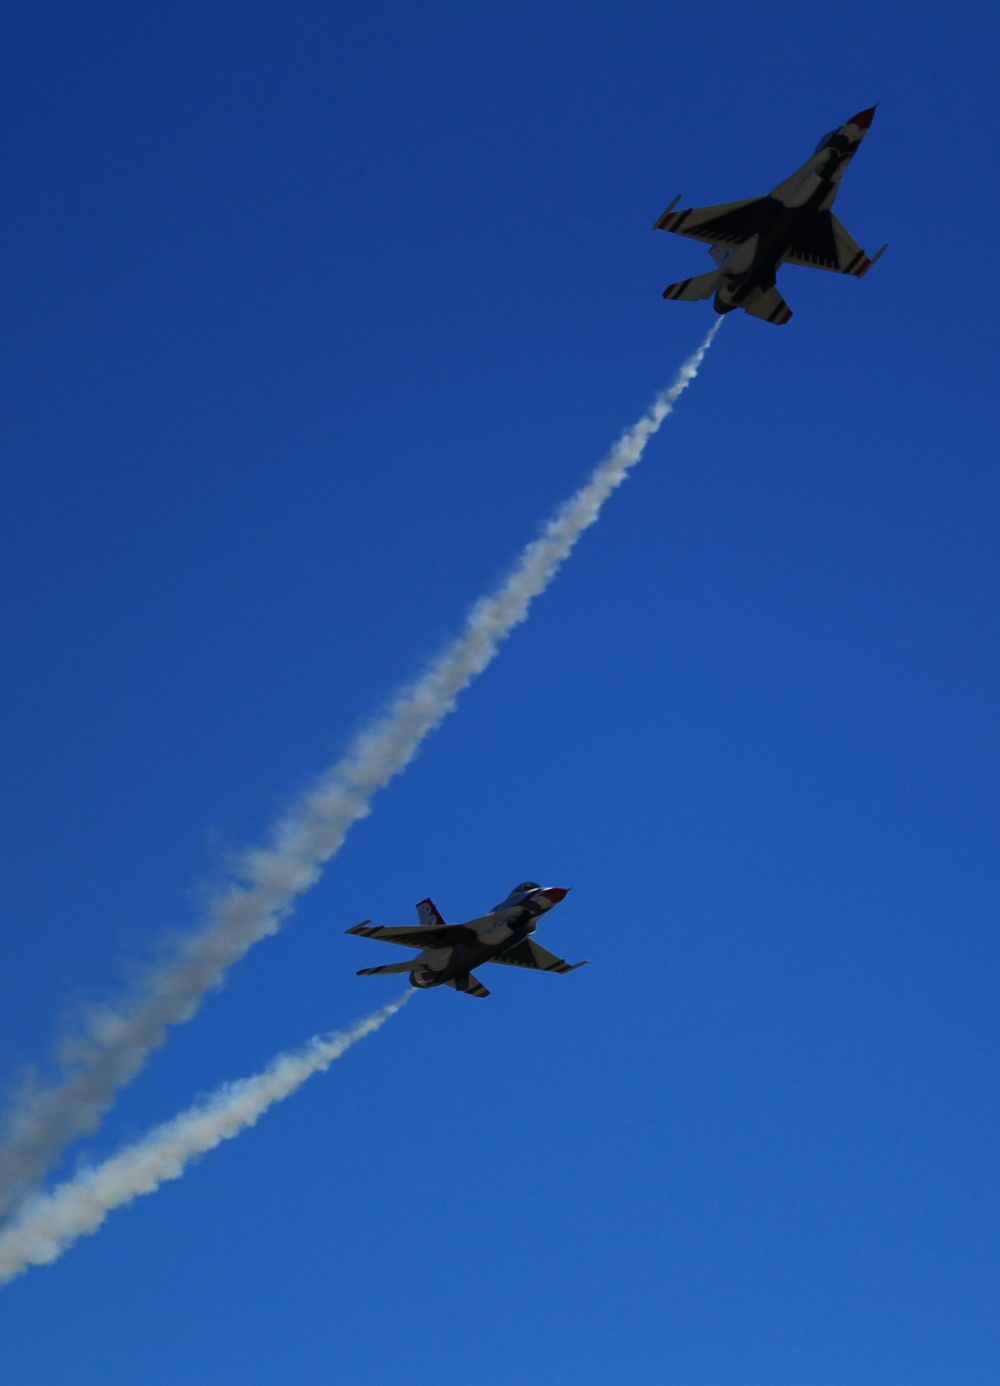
[1,3,998,1383]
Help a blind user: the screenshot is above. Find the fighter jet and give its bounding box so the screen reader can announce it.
[654,107,886,324]
[346,882,587,998]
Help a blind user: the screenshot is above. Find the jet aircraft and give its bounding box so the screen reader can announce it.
[654,107,886,324]
[347,882,587,998]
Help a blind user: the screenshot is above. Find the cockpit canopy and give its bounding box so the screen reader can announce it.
[813,129,839,153]
[513,881,540,894]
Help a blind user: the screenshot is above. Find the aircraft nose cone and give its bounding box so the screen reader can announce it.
[848,105,877,130]
[541,887,569,905]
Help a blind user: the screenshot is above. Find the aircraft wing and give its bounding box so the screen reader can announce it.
[783,212,881,276]
[489,939,589,974]
[357,959,422,976]
[346,921,454,949]
[663,269,722,302]
[654,197,768,245]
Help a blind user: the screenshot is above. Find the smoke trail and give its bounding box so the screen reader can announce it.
[0,321,722,1213]
[0,994,411,1286]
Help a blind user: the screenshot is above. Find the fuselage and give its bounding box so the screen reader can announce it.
[711,108,875,313]
[410,884,566,988]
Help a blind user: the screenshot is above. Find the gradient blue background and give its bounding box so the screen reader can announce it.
[1,3,998,1383]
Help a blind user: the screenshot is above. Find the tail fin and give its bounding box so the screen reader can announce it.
[663,270,721,302]
[416,898,446,928]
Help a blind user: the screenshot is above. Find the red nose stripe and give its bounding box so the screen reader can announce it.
[848,106,877,130]
[541,887,569,904]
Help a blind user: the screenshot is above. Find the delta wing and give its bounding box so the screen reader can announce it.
[489,939,589,974]
[654,197,769,245]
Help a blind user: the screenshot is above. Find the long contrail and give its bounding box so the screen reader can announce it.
[0,321,722,1214]
[0,994,411,1286]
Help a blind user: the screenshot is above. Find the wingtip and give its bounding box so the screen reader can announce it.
[346,920,372,935]
[653,196,681,231]
[854,243,888,278]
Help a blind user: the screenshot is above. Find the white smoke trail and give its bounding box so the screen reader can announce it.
[0,321,722,1212]
[0,994,411,1286]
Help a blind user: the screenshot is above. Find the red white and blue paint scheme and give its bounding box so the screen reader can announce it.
[347,882,586,999]
[655,107,886,325]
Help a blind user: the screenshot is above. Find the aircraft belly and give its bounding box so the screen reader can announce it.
[661,108,879,323]
[444,929,533,980]
[727,198,825,302]
[443,941,496,980]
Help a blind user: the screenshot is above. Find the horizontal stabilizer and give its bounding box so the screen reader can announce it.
[742,285,793,325]
[663,271,721,302]
[357,960,419,976]
[446,971,490,998]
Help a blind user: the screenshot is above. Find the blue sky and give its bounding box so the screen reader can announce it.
[1,2,998,1382]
